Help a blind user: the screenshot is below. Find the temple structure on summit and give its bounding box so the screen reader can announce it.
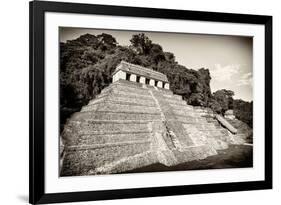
[60,61,250,176]
[112,61,170,89]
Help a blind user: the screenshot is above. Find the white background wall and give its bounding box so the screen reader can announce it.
[0,0,280,204]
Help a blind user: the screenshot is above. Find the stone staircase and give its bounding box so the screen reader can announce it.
[60,79,245,176]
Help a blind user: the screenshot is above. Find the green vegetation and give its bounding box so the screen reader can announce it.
[60,33,252,130]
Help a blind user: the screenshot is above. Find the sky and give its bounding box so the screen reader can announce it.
[60,27,253,101]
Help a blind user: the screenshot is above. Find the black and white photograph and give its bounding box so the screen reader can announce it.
[59,28,254,177]
[26,1,273,204]
[0,0,277,204]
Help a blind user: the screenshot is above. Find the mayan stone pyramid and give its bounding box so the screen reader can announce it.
[60,61,247,176]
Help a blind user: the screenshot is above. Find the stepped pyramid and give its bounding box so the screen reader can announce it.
[60,61,246,176]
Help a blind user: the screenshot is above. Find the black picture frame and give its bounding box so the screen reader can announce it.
[29,1,272,204]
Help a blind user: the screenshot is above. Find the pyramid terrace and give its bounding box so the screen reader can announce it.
[60,61,251,176]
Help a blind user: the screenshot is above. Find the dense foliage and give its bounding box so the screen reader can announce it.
[60,33,252,130]
[233,100,253,128]
[209,89,234,114]
[209,89,252,128]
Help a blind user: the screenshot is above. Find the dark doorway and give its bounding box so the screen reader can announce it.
[136,76,140,83]
[126,73,131,81]
[145,78,150,85]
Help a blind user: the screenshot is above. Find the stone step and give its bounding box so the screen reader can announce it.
[182,123,216,130]
[94,92,153,102]
[165,99,187,106]
[104,79,145,89]
[205,137,229,150]
[165,121,195,147]
[203,129,229,137]
[81,102,159,113]
[174,115,207,124]
[61,141,151,176]
[205,118,220,124]
[88,99,156,107]
[81,104,99,112]
[195,109,213,114]
[97,89,151,100]
[182,130,208,146]
[199,113,216,118]
[76,133,151,146]
[199,124,218,130]
[72,111,162,121]
[101,84,149,95]
[181,126,229,150]
[172,109,202,117]
[226,134,246,144]
[157,95,183,102]
[68,119,150,124]
[64,120,150,135]
[235,133,247,138]
[62,129,151,145]
[173,110,199,117]
[172,145,217,163]
[156,149,179,166]
[162,93,182,100]
[97,94,155,105]
[95,96,156,106]
[65,139,151,151]
[70,119,157,124]
[182,123,229,139]
[152,92,185,99]
[155,87,173,95]
[169,104,195,111]
[92,151,159,174]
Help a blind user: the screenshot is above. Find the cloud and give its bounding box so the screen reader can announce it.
[237,72,253,87]
[211,64,241,82]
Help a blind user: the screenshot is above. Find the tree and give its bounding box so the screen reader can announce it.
[208,97,223,114]
[130,33,152,55]
[233,99,253,127]
[97,33,117,47]
[212,89,235,114]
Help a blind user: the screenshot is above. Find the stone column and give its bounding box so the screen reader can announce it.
[149,79,155,86]
[140,76,145,84]
[157,81,163,88]
[130,74,137,82]
[113,70,126,82]
[164,83,170,89]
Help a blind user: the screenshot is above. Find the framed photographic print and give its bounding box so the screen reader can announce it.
[29,0,272,204]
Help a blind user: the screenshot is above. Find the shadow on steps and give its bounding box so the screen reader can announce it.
[124,144,253,174]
